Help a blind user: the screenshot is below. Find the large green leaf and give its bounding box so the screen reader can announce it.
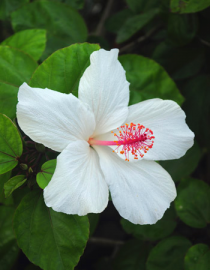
[0,114,23,174]
[1,29,47,61]
[160,141,201,182]
[113,239,151,270]
[88,213,100,236]
[167,13,198,46]
[4,175,27,198]
[184,244,210,270]
[182,76,210,150]
[36,159,56,189]
[119,54,183,105]
[11,0,87,59]
[147,236,191,270]
[56,0,84,9]
[105,9,134,34]
[170,0,210,14]
[116,9,159,43]
[30,43,100,96]
[0,171,14,206]
[121,206,176,241]
[0,206,19,270]
[0,0,29,20]
[0,46,38,119]
[14,190,89,270]
[175,178,210,228]
[153,41,205,80]
[126,0,159,13]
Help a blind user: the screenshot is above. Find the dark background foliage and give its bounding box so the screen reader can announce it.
[0,0,210,270]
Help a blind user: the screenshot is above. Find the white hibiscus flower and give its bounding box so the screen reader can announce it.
[17,49,194,225]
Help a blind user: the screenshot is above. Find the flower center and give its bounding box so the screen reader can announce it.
[89,123,155,161]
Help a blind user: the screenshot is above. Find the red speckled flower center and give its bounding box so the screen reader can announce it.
[89,123,155,161]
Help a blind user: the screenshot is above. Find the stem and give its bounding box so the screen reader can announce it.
[88,237,124,246]
[95,0,114,36]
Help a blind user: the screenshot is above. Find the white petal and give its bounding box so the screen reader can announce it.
[78,49,129,136]
[17,83,95,152]
[96,99,194,161]
[44,140,109,215]
[94,146,176,225]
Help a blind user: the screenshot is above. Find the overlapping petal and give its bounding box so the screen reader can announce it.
[94,146,176,224]
[17,83,95,152]
[96,99,194,161]
[78,49,129,136]
[44,140,109,215]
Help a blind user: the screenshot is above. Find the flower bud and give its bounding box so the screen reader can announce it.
[20,163,28,170]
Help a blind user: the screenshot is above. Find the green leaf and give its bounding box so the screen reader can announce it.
[167,13,198,46]
[113,239,151,270]
[152,41,205,80]
[182,76,210,150]
[0,46,38,119]
[88,213,100,236]
[0,114,23,174]
[4,175,26,198]
[14,190,89,270]
[30,43,100,96]
[116,9,159,43]
[56,0,84,9]
[121,206,177,241]
[175,178,210,228]
[0,206,19,270]
[0,171,14,206]
[87,36,110,50]
[160,141,201,182]
[1,29,47,61]
[126,0,159,13]
[11,0,88,59]
[119,54,184,105]
[170,0,210,14]
[105,9,134,34]
[147,236,191,270]
[36,159,56,189]
[0,171,11,194]
[184,244,210,270]
[0,0,29,20]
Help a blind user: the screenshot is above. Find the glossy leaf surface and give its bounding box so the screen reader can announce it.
[14,190,89,270]
[184,244,210,270]
[116,9,159,43]
[119,54,183,105]
[0,206,19,270]
[175,178,210,228]
[1,29,47,61]
[4,175,26,198]
[0,114,23,174]
[147,236,191,270]
[0,46,38,118]
[11,0,87,58]
[30,43,100,96]
[170,0,210,14]
[36,159,56,189]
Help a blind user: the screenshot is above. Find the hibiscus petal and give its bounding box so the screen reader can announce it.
[94,146,176,225]
[44,140,109,215]
[17,83,95,152]
[78,49,129,136]
[96,99,194,161]
[126,99,194,160]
